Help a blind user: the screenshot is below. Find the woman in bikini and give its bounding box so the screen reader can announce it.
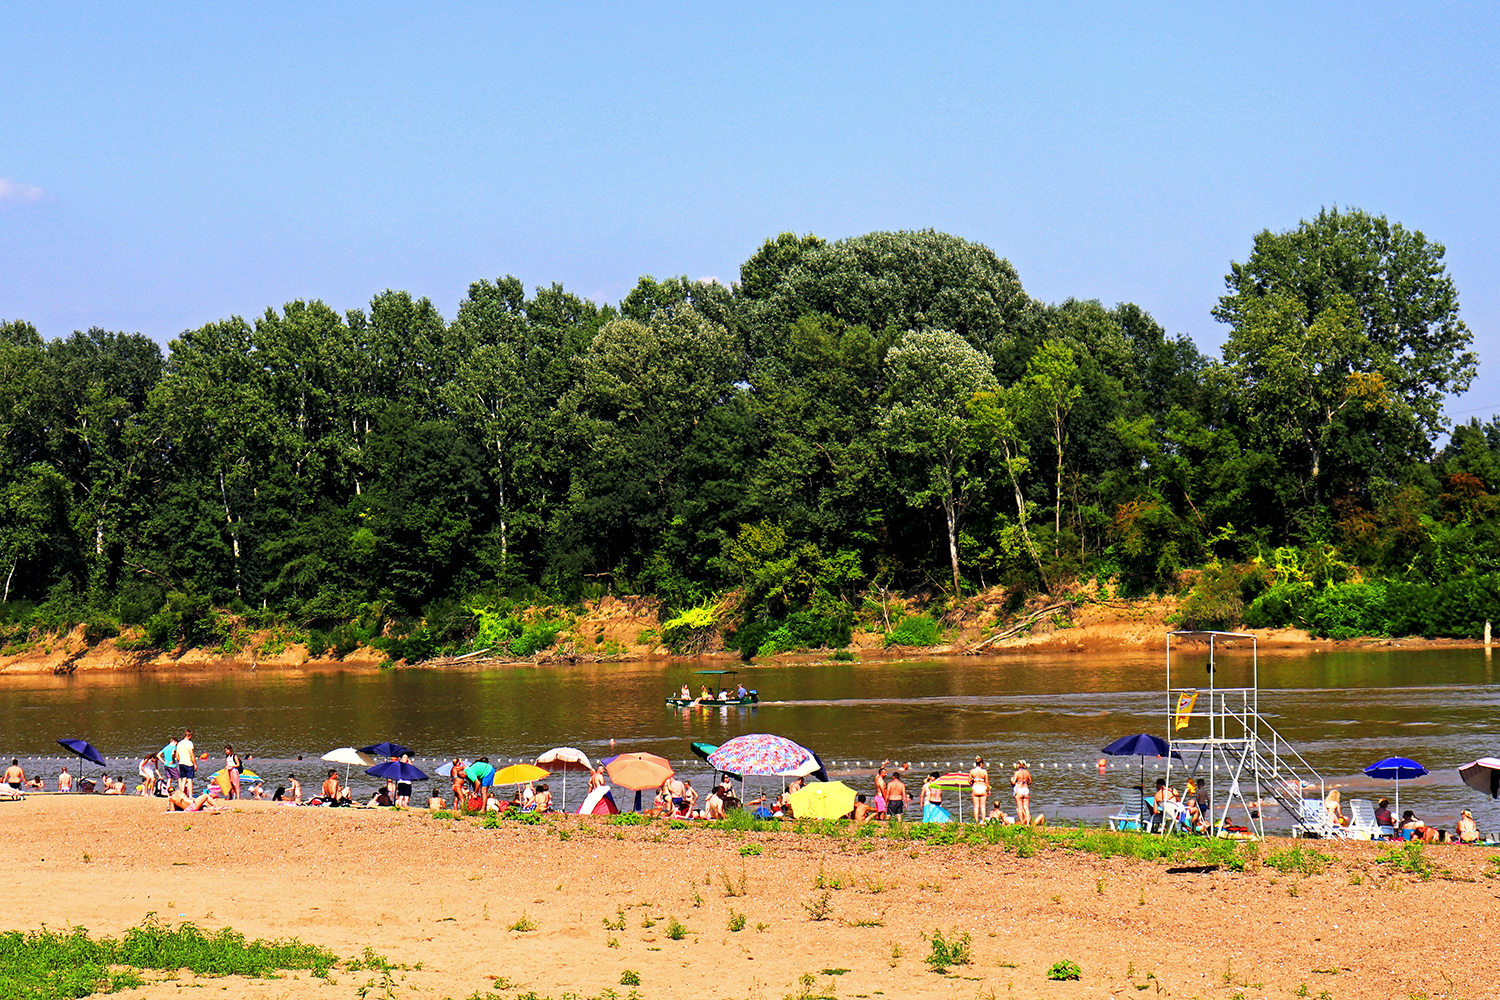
[969,757,990,822]
[1011,760,1033,825]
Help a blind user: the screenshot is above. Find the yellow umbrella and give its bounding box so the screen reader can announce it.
[788,780,859,820]
[493,763,549,785]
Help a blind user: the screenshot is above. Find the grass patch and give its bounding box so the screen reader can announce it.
[664,917,688,941]
[1378,842,1433,880]
[508,913,538,932]
[1264,845,1332,876]
[0,917,338,1000]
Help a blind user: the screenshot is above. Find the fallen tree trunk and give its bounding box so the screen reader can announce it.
[967,602,1073,653]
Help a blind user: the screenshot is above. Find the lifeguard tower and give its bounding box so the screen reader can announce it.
[1166,631,1339,838]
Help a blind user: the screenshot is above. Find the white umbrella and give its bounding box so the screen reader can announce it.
[322,747,376,786]
[1459,758,1500,799]
[536,747,593,809]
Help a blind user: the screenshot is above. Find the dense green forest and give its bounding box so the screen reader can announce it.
[2,207,1498,657]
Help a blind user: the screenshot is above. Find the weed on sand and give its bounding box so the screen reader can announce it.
[0,916,338,1000]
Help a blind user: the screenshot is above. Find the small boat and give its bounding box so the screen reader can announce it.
[665,669,758,707]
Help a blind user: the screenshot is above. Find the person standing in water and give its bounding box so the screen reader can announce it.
[884,768,907,821]
[177,730,197,795]
[969,757,990,822]
[1011,760,1033,825]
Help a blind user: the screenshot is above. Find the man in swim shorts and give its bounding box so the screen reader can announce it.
[177,729,196,795]
[3,759,25,794]
[885,770,907,820]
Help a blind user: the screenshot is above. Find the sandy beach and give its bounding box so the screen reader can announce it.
[3,795,1494,1000]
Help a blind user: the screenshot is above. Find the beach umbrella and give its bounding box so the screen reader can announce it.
[494,763,548,787]
[1364,756,1429,817]
[788,780,858,820]
[359,742,414,758]
[605,752,674,811]
[927,773,973,822]
[536,747,592,809]
[1102,733,1181,797]
[707,734,812,777]
[57,738,106,785]
[1459,758,1500,799]
[209,768,264,794]
[321,747,376,785]
[367,759,428,783]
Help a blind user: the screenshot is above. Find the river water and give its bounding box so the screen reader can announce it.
[3,645,1497,834]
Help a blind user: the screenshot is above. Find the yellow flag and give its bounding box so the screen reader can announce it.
[1174,690,1199,731]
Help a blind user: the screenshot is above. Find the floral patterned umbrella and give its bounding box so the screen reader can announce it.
[707,734,813,777]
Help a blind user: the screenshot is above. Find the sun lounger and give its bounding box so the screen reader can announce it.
[1346,798,1391,839]
[1292,798,1347,839]
[1107,791,1145,831]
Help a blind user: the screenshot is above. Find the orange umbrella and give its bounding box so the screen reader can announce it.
[605,752,674,791]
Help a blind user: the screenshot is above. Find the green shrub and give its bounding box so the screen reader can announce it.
[884,614,940,647]
[730,607,854,658]
[1047,959,1082,981]
[923,929,972,972]
[619,969,640,986]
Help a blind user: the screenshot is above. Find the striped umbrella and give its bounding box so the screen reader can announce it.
[706,734,813,777]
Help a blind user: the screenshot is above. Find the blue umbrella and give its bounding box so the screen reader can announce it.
[57,738,106,768]
[366,759,428,783]
[1102,733,1182,800]
[1364,756,1428,818]
[360,742,414,758]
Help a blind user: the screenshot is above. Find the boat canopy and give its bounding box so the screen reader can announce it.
[693,670,739,675]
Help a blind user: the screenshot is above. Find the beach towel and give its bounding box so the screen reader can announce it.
[922,802,952,824]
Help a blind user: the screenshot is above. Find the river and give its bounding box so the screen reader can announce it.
[2,644,1497,834]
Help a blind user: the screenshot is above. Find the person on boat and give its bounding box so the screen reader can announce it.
[699,684,711,700]
[718,687,731,701]
[1011,760,1033,826]
[969,757,990,822]
[680,684,691,700]
[736,682,747,699]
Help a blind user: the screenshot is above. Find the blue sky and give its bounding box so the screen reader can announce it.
[4,4,1498,420]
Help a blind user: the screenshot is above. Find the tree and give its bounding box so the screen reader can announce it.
[1021,340,1081,557]
[878,328,999,593]
[747,229,1036,360]
[1220,293,1389,491]
[1215,207,1476,444]
[967,388,1048,589]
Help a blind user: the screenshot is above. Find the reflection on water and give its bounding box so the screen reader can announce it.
[2,646,1497,832]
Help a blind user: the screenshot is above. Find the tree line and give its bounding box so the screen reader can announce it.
[2,209,1495,652]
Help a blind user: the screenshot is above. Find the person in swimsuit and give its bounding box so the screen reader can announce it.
[1011,760,1033,826]
[969,757,990,822]
[588,765,608,791]
[57,767,73,792]
[177,730,196,795]
[531,782,553,812]
[680,684,691,700]
[321,769,341,803]
[395,753,415,806]
[168,788,220,812]
[885,771,907,820]
[224,745,241,800]
[286,774,302,803]
[4,759,25,793]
